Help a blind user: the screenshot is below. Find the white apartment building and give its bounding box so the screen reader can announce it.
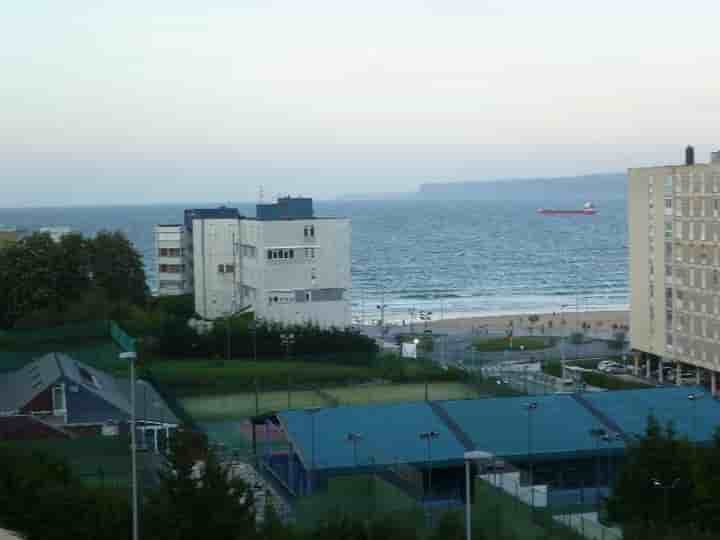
[154,198,351,328]
[629,147,720,394]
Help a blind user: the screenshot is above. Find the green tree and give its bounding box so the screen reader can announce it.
[143,429,256,540]
[0,447,130,540]
[607,416,698,536]
[90,230,149,306]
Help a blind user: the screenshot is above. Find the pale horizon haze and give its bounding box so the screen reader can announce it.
[3,1,720,207]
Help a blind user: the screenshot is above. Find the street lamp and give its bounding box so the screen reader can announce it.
[601,431,622,490]
[560,304,570,378]
[688,392,704,448]
[280,333,295,359]
[119,351,139,540]
[464,450,493,540]
[419,310,433,330]
[225,304,253,361]
[419,431,440,499]
[651,477,681,523]
[249,319,259,363]
[305,407,322,494]
[346,432,364,467]
[589,427,607,504]
[524,402,538,505]
[377,300,388,328]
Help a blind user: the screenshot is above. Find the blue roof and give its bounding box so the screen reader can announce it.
[256,197,313,221]
[581,386,720,443]
[279,402,466,471]
[277,387,720,472]
[439,394,625,460]
[184,207,241,229]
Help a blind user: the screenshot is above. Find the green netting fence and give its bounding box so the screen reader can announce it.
[0,320,108,345]
[0,320,137,374]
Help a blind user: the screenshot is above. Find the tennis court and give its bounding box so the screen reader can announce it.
[182,381,481,422]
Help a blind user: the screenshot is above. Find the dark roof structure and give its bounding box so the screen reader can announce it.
[0,353,178,426]
[278,386,720,472]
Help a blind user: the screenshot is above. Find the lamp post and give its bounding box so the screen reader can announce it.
[280,333,295,359]
[377,290,388,330]
[464,450,493,540]
[419,431,440,499]
[524,402,538,503]
[688,392,704,449]
[560,304,569,379]
[225,304,253,362]
[249,319,258,363]
[409,307,417,334]
[651,477,681,524]
[305,407,321,494]
[119,351,139,540]
[420,310,433,330]
[346,432,364,467]
[589,427,606,505]
[601,432,622,491]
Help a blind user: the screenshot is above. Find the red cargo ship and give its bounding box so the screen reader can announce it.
[537,202,597,215]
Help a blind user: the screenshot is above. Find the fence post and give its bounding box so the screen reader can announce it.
[288,375,291,409]
[255,379,260,416]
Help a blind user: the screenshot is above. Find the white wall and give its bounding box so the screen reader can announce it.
[241,218,351,327]
[154,225,189,295]
[188,216,351,327]
[192,218,240,319]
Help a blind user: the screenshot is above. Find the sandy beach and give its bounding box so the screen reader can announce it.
[421,309,629,333]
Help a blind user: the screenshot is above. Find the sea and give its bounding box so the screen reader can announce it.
[0,186,629,324]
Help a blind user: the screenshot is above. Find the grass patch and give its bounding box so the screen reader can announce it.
[183,389,328,420]
[143,355,462,396]
[182,381,482,420]
[581,371,650,390]
[474,336,553,352]
[146,359,383,395]
[325,381,479,405]
[543,361,563,378]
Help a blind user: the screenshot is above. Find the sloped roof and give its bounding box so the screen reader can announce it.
[0,353,178,425]
[0,354,61,413]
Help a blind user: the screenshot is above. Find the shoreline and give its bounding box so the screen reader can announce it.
[360,308,629,332]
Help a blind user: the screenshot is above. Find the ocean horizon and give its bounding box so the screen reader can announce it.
[0,188,628,324]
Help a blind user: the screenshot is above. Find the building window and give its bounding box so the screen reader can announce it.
[159,248,182,257]
[304,225,315,238]
[267,248,296,261]
[218,264,235,274]
[159,264,184,273]
[664,176,673,194]
[664,198,672,209]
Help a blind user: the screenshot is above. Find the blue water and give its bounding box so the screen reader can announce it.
[0,195,628,322]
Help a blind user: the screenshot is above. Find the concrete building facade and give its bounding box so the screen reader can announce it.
[629,148,720,393]
[154,198,351,328]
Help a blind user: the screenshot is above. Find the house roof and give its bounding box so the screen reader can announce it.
[0,355,61,413]
[0,353,178,426]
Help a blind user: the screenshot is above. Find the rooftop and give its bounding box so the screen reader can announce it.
[278,386,720,472]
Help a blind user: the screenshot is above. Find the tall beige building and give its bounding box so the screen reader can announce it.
[629,148,720,394]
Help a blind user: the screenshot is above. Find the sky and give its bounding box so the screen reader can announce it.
[2,1,720,207]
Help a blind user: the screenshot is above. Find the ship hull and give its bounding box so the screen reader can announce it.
[537,209,597,215]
